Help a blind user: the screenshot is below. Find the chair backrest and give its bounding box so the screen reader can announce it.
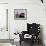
[27,23,40,35]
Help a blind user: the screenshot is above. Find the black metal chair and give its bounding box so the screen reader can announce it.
[19,23,40,46]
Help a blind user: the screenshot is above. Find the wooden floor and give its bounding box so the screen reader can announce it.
[0,39,14,43]
[19,41,43,46]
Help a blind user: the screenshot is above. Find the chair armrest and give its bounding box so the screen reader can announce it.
[19,31,27,41]
[22,31,28,35]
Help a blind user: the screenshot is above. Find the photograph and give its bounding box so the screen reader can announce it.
[14,9,27,20]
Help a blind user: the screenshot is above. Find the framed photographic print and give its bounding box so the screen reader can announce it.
[14,9,27,20]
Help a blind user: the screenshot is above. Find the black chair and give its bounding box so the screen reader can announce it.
[19,23,40,46]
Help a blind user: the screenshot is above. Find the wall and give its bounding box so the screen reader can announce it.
[8,0,44,38]
[8,0,46,46]
[0,0,8,3]
[8,0,46,45]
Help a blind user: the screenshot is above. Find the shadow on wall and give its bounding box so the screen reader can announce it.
[40,25,45,46]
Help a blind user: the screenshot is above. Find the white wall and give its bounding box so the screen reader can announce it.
[8,0,43,36]
[8,0,46,45]
[0,0,8,3]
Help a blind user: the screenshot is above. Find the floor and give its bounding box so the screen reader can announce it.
[19,41,43,46]
[0,41,43,46]
[0,43,13,46]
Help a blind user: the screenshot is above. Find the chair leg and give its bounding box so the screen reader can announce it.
[20,41,21,45]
